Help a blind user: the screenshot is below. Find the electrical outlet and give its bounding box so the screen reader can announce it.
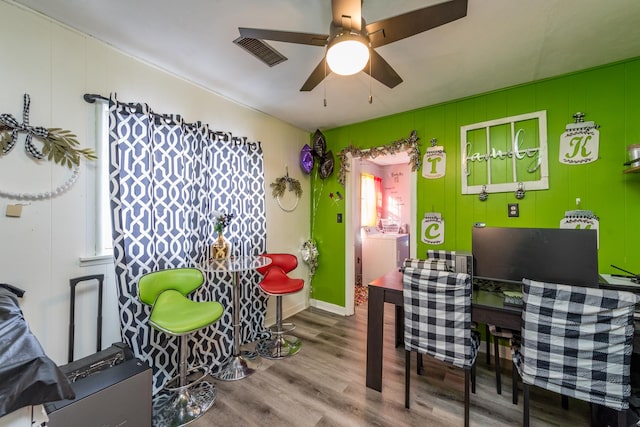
[508,203,519,217]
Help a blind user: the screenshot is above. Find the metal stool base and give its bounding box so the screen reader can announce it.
[256,334,302,359]
[152,378,216,427]
[210,351,261,381]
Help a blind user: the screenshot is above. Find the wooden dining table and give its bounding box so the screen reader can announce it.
[365,269,640,392]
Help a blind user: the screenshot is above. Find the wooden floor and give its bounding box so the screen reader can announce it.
[191,303,591,427]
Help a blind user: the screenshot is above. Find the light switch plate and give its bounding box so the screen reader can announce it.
[508,203,519,217]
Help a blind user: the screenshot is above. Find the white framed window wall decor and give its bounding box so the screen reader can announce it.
[460,111,549,195]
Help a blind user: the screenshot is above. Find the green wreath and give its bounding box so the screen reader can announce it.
[270,173,303,212]
[270,175,302,199]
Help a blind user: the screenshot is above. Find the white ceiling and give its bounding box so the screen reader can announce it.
[13,0,640,132]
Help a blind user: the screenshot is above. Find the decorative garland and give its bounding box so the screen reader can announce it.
[0,166,79,200]
[336,130,421,186]
[270,171,302,212]
[0,94,96,168]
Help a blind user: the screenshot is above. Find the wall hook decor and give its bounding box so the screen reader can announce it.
[479,185,488,201]
[515,182,525,199]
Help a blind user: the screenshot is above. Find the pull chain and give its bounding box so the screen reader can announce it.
[368,50,373,104]
[323,59,327,107]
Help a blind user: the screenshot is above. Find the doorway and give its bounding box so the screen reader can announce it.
[344,152,418,315]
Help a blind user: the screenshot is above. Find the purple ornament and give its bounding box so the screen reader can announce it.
[300,144,314,174]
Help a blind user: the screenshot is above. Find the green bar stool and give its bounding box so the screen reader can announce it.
[139,268,224,427]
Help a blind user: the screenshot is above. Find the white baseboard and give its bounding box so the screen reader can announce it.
[308,298,349,316]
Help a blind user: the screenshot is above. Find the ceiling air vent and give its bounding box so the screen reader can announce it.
[233,37,287,67]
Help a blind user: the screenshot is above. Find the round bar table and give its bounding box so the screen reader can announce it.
[202,255,271,381]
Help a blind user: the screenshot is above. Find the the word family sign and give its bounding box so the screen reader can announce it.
[460,111,549,195]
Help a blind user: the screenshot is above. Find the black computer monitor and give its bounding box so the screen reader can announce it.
[472,226,599,287]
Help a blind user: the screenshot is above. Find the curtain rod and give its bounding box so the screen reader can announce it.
[83,93,109,103]
[82,93,262,150]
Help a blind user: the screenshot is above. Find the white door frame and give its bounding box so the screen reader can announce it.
[344,153,417,315]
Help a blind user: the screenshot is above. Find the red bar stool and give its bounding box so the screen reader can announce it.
[256,254,304,359]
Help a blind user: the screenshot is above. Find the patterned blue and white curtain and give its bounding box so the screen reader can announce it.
[108,98,267,392]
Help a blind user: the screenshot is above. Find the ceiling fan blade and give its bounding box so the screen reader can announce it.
[331,0,362,32]
[300,57,329,92]
[366,0,468,49]
[239,27,328,46]
[363,50,403,89]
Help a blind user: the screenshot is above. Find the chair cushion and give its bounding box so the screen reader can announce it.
[149,289,224,335]
[259,266,304,295]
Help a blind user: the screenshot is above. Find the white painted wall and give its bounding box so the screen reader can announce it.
[0,1,310,365]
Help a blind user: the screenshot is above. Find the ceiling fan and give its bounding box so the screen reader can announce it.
[237,0,468,92]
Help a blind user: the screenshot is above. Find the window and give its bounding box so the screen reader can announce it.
[80,101,112,265]
[95,102,112,256]
[360,173,382,227]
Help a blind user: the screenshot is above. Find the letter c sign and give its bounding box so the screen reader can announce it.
[421,217,444,245]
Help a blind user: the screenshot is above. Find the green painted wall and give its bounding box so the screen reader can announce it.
[310,57,640,307]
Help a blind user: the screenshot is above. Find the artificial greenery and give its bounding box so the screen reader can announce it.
[1,125,97,169]
[213,212,234,234]
[336,130,421,186]
[270,174,303,199]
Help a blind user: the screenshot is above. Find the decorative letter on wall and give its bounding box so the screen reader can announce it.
[559,113,600,165]
[421,213,444,245]
[560,210,600,248]
[460,111,548,195]
[422,138,446,179]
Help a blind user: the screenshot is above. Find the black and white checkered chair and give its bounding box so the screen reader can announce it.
[404,256,452,272]
[402,262,479,427]
[427,249,519,402]
[408,254,455,374]
[425,249,456,270]
[513,279,639,427]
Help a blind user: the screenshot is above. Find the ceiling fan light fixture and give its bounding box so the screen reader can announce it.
[326,32,370,76]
